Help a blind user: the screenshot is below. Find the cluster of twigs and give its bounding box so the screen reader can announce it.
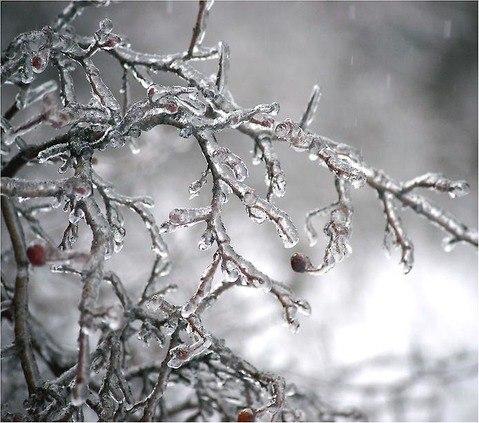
[0,1,476,421]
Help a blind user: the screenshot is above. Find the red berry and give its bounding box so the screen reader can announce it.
[147,86,157,98]
[26,245,46,267]
[290,252,309,273]
[74,186,87,196]
[31,55,43,70]
[176,347,189,360]
[237,408,255,422]
[165,101,178,114]
[102,35,121,49]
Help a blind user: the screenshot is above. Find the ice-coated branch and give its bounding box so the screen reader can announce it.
[186,0,215,59]
[1,176,68,198]
[71,160,112,407]
[140,330,180,422]
[53,0,110,32]
[1,1,477,421]
[181,253,221,318]
[378,191,414,273]
[400,172,470,196]
[1,196,41,394]
[367,169,477,248]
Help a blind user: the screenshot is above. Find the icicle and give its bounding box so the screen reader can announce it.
[189,169,209,198]
[300,84,321,130]
[442,236,457,253]
[293,299,311,316]
[128,138,140,154]
[211,147,249,181]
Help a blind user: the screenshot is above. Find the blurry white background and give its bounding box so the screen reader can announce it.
[2,1,477,421]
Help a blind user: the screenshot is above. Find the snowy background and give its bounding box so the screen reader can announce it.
[2,1,477,421]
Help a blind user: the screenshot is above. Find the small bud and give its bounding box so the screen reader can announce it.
[26,244,46,267]
[101,34,121,50]
[147,85,157,98]
[175,346,189,360]
[290,252,310,273]
[250,114,274,128]
[237,408,255,422]
[275,119,294,139]
[164,101,178,114]
[31,55,44,71]
[73,186,88,196]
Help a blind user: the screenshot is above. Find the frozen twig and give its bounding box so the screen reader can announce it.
[186,0,215,59]
[0,1,476,420]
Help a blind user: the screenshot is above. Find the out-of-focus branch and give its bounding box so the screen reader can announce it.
[1,197,40,394]
[141,330,180,422]
[0,1,476,420]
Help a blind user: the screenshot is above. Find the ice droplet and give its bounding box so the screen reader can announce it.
[247,206,267,224]
[68,207,85,224]
[128,138,140,154]
[448,181,469,198]
[442,236,457,253]
[295,299,311,316]
[222,260,239,282]
[71,390,86,407]
[99,18,113,34]
[189,173,208,198]
[272,174,286,198]
[233,163,248,181]
[242,191,257,206]
[198,229,215,251]
[50,194,64,209]
[103,306,123,330]
[288,320,300,334]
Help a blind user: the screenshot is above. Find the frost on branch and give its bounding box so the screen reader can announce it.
[0,1,477,421]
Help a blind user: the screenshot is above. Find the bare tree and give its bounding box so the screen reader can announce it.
[1,1,476,421]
